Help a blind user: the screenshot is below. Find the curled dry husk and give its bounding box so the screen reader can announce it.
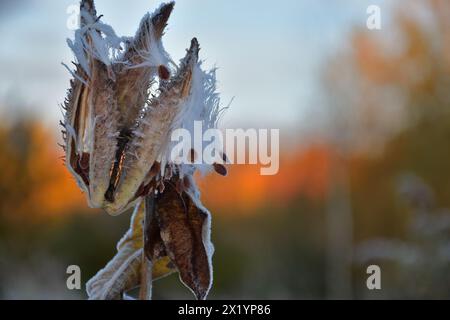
[63,0,226,300]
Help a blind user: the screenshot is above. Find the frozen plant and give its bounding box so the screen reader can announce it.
[61,0,227,300]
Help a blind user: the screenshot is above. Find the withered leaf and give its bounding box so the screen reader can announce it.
[117,200,145,251]
[87,202,145,300]
[86,246,142,300]
[118,199,176,280]
[144,195,166,261]
[155,181,213,300]
[143,194,178,281]
[152,256,176,281]
[87,199,176,300]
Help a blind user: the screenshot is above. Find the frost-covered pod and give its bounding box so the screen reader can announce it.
[88,60,121,208]
[63,67,90,194]
[116,2,174,129]
[80,0,97,26]
[105,39,200,215]
[65,0,122,208]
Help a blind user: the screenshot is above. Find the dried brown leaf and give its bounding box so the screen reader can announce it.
[155,180,213,300]
[119,199,176,279]
[86,247,142,300]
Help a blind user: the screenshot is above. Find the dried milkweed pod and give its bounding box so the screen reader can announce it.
[107,38,201,214]
[62,0,227,300]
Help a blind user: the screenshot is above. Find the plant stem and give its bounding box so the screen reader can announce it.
[139,252,153,300]
[139,193,156,300]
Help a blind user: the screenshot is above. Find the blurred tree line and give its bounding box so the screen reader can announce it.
[323,0,450,298]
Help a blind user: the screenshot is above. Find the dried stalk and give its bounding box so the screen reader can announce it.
[139,194,156,300]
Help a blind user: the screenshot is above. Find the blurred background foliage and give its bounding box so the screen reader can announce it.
[1,0,450,299]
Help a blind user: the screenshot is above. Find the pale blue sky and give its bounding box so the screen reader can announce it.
[0,0,391,133]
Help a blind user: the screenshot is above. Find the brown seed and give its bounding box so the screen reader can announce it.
[213,163,228,177]
[158,65,170,80]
